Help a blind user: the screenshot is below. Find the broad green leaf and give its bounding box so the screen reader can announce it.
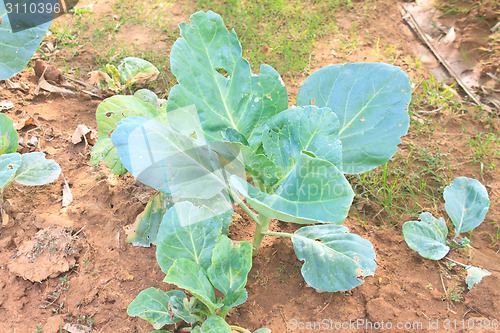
[14,152,60,186]
[296,63,411,174]
[0,3,51,80]
[167,11,287,145]
[156,201,231,273]
[127,193,175,247]
[444,177,490,235]
[193,316,232,333]
[465,266,490,290]
[112,116,227,199]
[292,224,376,292]
[127,288,184,329]
[402,212,450,260]
[0,113,18,155]
[207,236,252,310]
[230,153,354,224]
[261,106,342,174]
[91,95,161,174]
[254,329,272,333]
[0,153,21,192]
[164,259,220,312]
[117,57,159,86]
[168,293,207,324]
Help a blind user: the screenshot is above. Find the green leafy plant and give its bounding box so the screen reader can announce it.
[101,57,160,92]
[127,203,269,332]
[403,176,491,289]
[0,113,61,217]
[0,2,52,79]
[92,11,411,293]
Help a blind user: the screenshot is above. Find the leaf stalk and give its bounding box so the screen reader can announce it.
[252,214,271,256]
[261,230,293,238]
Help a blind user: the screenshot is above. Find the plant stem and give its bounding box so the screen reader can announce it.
[228,188,259,222]
[230,326,251,333]
[444,257,468,268]
[261,230,294,238]
[252,214,271,256]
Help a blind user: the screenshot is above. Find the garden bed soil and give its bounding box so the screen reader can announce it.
[0,0,499,332]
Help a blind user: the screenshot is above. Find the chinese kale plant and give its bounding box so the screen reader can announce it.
[403,177,491,289]
[92,11,411,295]
[0,113,61,217]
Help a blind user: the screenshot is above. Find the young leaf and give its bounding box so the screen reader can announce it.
[465,266,490,290]
[230,153,354,224]
[254,329,272,333]
[134,89,162,108]
[127,288,184,329]
[444,177,490,235]
[156,201,231,273]
[117,57,159,86]
[0,153,21,192]
[211,139,281,188]
[192,316,232,333]
[164,259,220,313]
[14,152,60,186]
[296,63,411,174]
[261,105,343,173]
[112,116,227,199]
[168,292,207,324]
[292,224,376,292]
[207,236,252,310]
[126,193,175,247]
[91,95,162,174]
[0,113,18,155]
[0,4,51,80]
[167,11,287,145]
[402,212,450,260]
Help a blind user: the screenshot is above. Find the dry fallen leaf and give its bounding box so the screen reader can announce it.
[5,79,29,91]
[71,124,98,145]
[62,179,73,208]
[63,323,91,333]
[27,136,38,147]
[88,70,112,86]
[35,77,76,96]
[43,146,60,155]
[0,100,14,111]
[439,27,456,45]
[14,116,38,130]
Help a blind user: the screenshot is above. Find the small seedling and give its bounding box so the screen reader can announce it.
[403,177,491,289]
[0,113,61,218]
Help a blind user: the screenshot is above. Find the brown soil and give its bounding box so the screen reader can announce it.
[1,1,499,332]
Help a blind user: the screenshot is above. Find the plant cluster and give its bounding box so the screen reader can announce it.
[403,176,491,289]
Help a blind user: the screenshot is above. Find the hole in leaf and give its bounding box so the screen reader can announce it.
[216,68,229,78]
[105,112,113,117]
[302,150,317,158]
[311,98,315,105]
